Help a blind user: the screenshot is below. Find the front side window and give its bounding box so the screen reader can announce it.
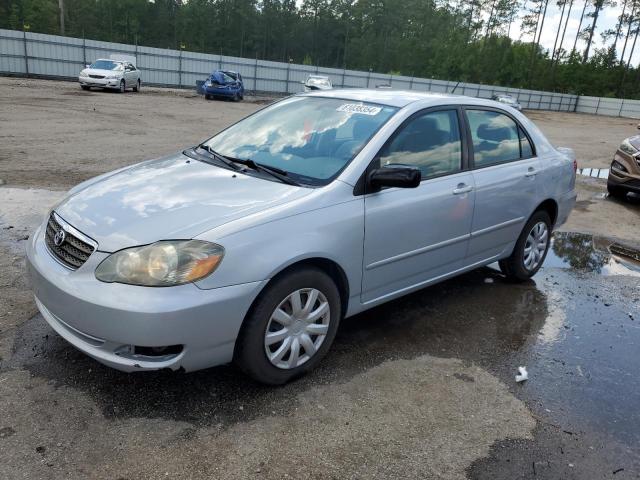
[204,97,398,185]
[466,109,532,167]
[379,109,462,179]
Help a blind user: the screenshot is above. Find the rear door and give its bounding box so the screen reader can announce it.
[361,108,475,304]
[464,108,541,264]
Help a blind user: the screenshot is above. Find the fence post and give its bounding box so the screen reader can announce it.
[253,56,258,94]
[409,75,414,90]
[367,69,371,88]
[178,49,182,88]
[82,33,86,67]
[23,30,29,76]
[595,97,601,115]
[619,99,625,117]
[285,61,290,94]
[341,68,346,88]
[134,34,138,68]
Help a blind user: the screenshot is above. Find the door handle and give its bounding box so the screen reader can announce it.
[525,167,537,177]
[453,184,473,195]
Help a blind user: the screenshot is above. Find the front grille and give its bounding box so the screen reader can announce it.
[89,74,104,79]
[45,214,95,270]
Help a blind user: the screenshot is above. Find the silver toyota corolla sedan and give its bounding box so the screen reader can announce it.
[27,90,577,384]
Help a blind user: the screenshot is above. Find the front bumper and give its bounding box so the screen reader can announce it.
[204,86,240,97]
[26,220,265,372]
[608,168,640,193]
[79,76,121,88]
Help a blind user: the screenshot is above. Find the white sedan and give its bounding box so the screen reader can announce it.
[79,58,141,93]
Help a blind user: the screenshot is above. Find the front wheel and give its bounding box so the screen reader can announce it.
[499,211,551,282]
[119,80,125,93]
[234,267,341,384]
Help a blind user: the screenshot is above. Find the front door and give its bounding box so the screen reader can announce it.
[361,108,475,304]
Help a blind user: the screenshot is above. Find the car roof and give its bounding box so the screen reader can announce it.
[300,88,467,108]
[95,58,123,63]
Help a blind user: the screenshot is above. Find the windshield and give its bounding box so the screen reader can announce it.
[307,77,330,87]
[90,60,121,70]
[203,96,398,185]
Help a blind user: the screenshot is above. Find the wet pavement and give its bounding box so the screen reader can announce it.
[1,231,639,478]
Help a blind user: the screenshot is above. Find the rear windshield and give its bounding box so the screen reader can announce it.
[204,96,398,186]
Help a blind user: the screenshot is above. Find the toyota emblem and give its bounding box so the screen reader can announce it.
[53,229,66,247]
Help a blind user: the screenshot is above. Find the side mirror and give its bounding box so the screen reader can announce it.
[369,166,421,190]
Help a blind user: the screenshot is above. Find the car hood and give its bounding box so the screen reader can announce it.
[55,153,311,252]
[628,135,640,149]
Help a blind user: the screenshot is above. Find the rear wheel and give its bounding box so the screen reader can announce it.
[119,80,125,93]
[234,267,341,384]
[499,211,551,282]
[607,182,627,199]
[133,79,140,92]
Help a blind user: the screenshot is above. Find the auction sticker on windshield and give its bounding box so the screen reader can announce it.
[337,104,382,115]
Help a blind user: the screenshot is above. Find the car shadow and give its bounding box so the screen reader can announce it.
[5,267,549,427]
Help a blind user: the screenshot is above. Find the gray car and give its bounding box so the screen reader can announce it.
[26,90,577,384]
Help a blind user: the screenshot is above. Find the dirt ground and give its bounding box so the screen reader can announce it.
[1,77,639,479]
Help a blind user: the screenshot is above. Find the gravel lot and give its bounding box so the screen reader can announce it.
[1,77,639,479]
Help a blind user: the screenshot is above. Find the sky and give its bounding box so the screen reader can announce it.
[508,1,637,65]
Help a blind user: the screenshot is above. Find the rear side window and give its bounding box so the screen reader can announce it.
[466,110,533,167]
[379,109,462,179]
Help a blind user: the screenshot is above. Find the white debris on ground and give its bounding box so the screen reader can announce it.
[515,366,529,383]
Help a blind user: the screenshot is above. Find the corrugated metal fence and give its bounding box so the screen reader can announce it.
[2,28,635,117]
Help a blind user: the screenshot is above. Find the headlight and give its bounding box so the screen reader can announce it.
[106,74,118,80]
[619,138,638,156]
[95,240,224,286]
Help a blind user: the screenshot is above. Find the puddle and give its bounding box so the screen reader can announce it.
[547,232,640,277]
[578,167,609,179]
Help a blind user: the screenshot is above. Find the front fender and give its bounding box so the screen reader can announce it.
[194,197,365,306]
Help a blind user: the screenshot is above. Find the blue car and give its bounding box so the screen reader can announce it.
[204,70,244,101]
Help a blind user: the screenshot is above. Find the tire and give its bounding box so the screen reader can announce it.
[133,79,140,92]
[204,94,211,100]
[499,211,551,282]
[119,80,125,93]
[607,182,627,199]
[234,267,342,385]
[80,85,90,91]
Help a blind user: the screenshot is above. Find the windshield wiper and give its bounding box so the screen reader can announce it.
[197,144,300,186]
[229,158,301,186]
[197,144,241,171]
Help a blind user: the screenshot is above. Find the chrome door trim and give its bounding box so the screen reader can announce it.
[470,216,525,238]
[365,233,471,271]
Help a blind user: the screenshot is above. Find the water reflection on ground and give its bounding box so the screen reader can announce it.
[547,231,640,277]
